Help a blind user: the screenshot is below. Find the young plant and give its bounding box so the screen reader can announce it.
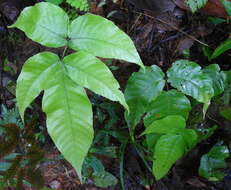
[124,59,226,180]
[10,2,143,181]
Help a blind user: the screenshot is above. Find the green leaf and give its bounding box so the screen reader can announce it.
[220,106,231,120]
[153,134,186,180]
[211,38,231,59]
[66,0,89,11]
[220,0,231,16]
[124,65,165,128]
[16,52,93,180]
[142,115,186,135]
[42,72,93,180]
[10,2,69,48]
[93,171,118,188]
[167,60,214,104]
[45,0,63,5]
[185,0,208,13]
[16,52,59,119]
[199,145,229,181]
[64,51,128,110]
[203,64,225,96]
[68,13,144,67]
[179,129,198,150]
[144,90,191,126]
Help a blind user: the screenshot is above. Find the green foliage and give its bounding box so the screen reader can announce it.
[143,116,198,180]
[124,66,165,134]
[46,0,89,11]
[144,90,191,126]
[11,2,143,180]
[211,38,231,60]
[185,0,208,13]
[199,144,229,181]
[124,60,226,180]
[220,0,231,16]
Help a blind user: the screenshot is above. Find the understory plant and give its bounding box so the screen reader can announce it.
[10,2,143,181]
[124,60,227,180]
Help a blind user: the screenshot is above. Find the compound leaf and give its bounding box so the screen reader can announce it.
[64,51,128,110]
[153,134,185,180]
[68,13,144,67]
[167,60,214,104]
[10,2,69,48]
[124,65,165,129]
[16,52,59,119]
[66,0,89,11]
[144,90,191,126]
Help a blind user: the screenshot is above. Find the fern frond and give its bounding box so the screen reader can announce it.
[66,0,89,11]
[185,0,208,13]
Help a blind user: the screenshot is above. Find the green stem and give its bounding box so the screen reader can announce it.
[119,141,128,190]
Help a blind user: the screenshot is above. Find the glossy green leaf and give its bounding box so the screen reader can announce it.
[93,171,118,188]
[144,90,191,126]
[211,38,231,59]
[167,60,214,104]
[16,52,94,180]
[220,0,231,16]
[68,13,144,67]
[64,51,128,110]
[180,129,198,150]
[42,72,93,180]
[142,115,186,135]
[153,134,186,180]
[199,145,229,181]
[203,64,225,96]
[124,65,165,128]
[186,0,208,12]
[16,52,59,119]
[10,2,69,48]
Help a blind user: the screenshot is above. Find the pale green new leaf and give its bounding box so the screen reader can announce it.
[144,90,191,126]
[42,69,93,180]
[64,51,128,110]
[203,64,225,96]
[211,38,231,60]
[68,13,144,67]
[167,60,214,104]
[124,65,165,128]
[153,134,186,180]
[185,0,208,13]
[16,52,59,119]
[10,2,69,48]
[142,115,186,135]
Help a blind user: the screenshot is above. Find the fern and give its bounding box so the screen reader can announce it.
[66,0,89,11]
[185,0,208,13]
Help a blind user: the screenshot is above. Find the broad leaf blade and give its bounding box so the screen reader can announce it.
[203,64,225,96]
[153,134,185,180]
[211,38,231,59]
[220,0,231,16]
[167,60,214,104]
[16,52,59,119]
[10,2,68,48]
[68,13,143,67]
[144,90,191,126]
[124,65,165,128]
[143,115,186,135]
[42,66,93,180]
[64,51,128,110]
